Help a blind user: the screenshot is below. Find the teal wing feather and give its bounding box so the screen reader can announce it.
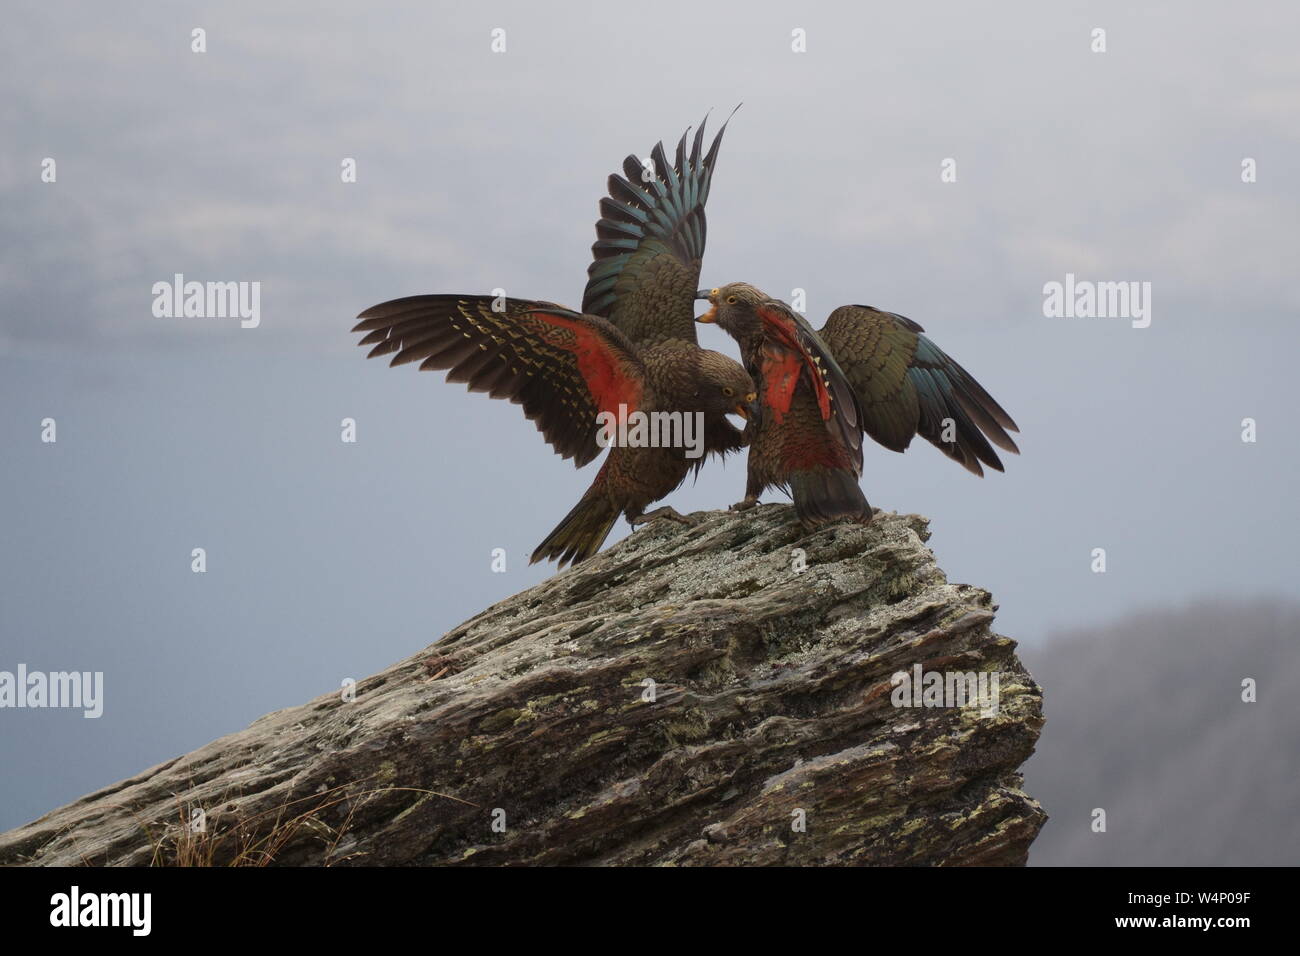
[582,110,736,347]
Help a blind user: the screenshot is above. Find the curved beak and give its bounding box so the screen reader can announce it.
[695,289,716,323]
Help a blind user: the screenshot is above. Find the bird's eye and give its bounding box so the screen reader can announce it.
[722,386,734,396]
[726,295,738,305]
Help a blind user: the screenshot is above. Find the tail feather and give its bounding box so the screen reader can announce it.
[531,493,621,569]
[789,469,871,529]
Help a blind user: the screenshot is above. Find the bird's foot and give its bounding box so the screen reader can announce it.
[730,496,760,512]
[630,506,698,528]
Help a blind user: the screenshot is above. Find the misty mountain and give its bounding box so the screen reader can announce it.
[1021,599,1299,866]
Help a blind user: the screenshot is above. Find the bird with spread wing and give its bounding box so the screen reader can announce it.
[353,117,754,567]
[697,282,1019,527]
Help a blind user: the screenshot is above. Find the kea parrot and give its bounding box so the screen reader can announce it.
[697,282,1019,528]
[353,117,755,567]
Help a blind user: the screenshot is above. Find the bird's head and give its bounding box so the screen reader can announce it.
[693,349,759,421]
[695,282,768,339]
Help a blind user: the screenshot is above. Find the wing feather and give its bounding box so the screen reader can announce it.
[819,304,1019,474]
[581,109,739,346]
[352,295,646,467]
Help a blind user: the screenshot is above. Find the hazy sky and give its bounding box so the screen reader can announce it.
[2,1,1297,842]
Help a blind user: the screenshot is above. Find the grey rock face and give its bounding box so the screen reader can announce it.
[0,505,1044,866]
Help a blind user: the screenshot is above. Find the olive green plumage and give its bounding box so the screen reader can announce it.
[699,282,1019,528]
[819,304,1019,475]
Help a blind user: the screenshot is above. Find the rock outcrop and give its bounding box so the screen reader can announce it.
[0,506,1045,866]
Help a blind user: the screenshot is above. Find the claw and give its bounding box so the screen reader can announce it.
[730,496,760,512]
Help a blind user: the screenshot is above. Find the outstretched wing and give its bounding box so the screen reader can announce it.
[353,295,645,468]
[582,112,735,347]
[818,305,1019,476]
[754,300,863,473]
